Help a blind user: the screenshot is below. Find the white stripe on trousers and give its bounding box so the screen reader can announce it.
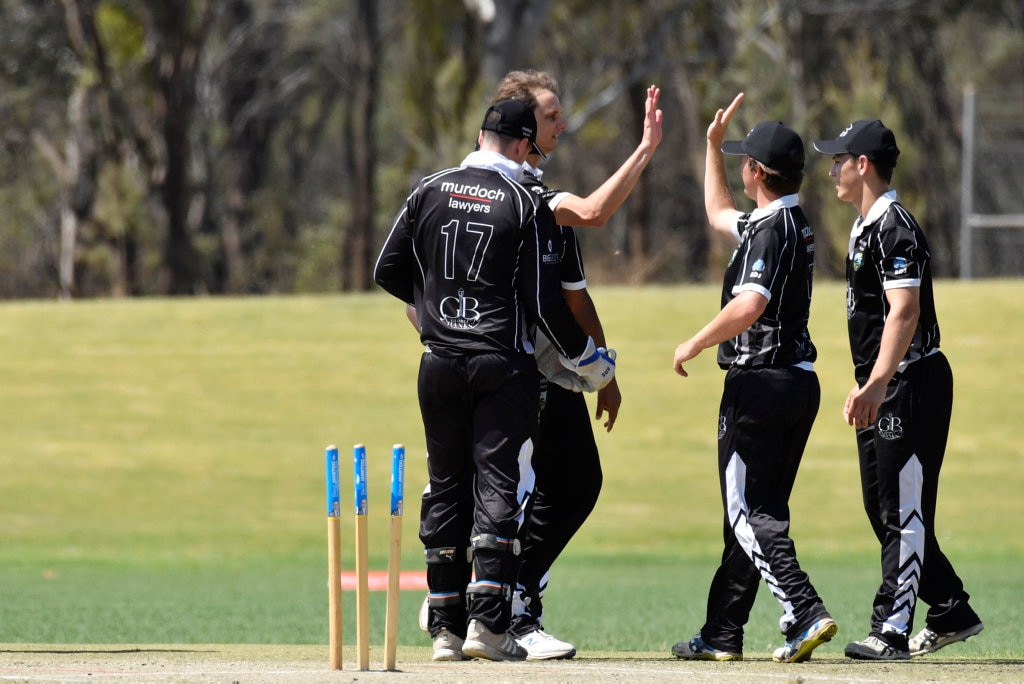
[725,452,798,634]
[882,454,925,637]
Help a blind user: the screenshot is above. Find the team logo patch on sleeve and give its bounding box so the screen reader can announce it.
[749,259,765,279]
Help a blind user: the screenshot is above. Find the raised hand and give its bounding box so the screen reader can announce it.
[643,85,664,151]
[707,92,744,148]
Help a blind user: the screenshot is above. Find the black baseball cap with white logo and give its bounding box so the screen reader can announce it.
[481,100,537,144]
[721,121,805,180]
[813,119,900,167]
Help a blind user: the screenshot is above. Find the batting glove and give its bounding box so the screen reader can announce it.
[559,336,616,392]
[533,330,590,392]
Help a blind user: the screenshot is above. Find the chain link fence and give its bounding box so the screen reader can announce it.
[960,84,1024,278]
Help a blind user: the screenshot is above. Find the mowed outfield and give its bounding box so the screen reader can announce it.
[0,282,1021,681]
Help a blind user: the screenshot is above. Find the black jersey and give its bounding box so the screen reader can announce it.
[717,195,817,369]
[846,191,940,384]
[518,168,586,288]
[374,154,587,359]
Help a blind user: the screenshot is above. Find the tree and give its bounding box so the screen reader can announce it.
[1,0,1023,298]
[143,1,214,294]
[340,0,380,291]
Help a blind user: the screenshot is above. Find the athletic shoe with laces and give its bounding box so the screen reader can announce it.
[515,628,577,660]
[909,622,984,656]
[462,619,527,661]
[432,628,469,661]
[671,634,742,661]
[772,617,838,663]
[844,635,910,660]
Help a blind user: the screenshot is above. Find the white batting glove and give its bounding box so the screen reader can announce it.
[533,330,589,392]
[559,336,616,392]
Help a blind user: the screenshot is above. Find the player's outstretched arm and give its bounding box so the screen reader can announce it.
[705,92,745,237]
[553,85,664,227]
[673,290,766,377]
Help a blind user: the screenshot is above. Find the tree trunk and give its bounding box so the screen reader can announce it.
[477,0,551,85]
[159,39,199,295]
[895,21,959,276]
[343,0,379,291]
[151,2,212,295]
[59,88,86,300]
[625,84,650,284]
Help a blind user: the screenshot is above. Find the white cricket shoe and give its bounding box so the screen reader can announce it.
[909,622,983,656]
[432,628,468,661]
[462,619,527,661]
[844,635,910,660]
[515,628,577,660]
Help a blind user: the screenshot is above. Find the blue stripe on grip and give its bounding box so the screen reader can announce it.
[353,444,368,516]
[391,444,405,516]
[325,445,340,518]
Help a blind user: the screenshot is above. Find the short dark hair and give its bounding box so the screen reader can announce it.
[873,161,895,184]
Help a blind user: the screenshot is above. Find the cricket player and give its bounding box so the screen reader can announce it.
[374,99,615,662]
[491,71,662,660]
[813,119,983,660]
[671,93,837,663]
[414,71,662,660]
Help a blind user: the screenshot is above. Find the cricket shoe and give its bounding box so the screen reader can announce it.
[462,619,527,661]
[909,622,984,657]
[432,628,469,661]
[515,628,577,660]
[671,634,742,661]
[844,635,910,661]
[773,617,838,663]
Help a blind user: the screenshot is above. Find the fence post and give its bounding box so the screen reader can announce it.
[960,83,976,280]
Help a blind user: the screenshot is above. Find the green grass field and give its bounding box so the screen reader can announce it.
[0,282,1021,660]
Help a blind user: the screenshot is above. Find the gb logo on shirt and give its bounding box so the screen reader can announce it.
[440,288,481,329]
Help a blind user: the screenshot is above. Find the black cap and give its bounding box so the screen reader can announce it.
[813,119,900,167]
[721,121,805,180]
[481,100,537,144]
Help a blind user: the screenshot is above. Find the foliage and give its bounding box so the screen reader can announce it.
[0,1,1022,296]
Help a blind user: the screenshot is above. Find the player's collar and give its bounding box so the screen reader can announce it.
[522,161,543,181]
[747,193,799,223]
[461,150,526,182]
[862,190,898,225]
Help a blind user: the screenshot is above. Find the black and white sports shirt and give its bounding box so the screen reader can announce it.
[374,151,586,359]
[846,190,940,384]
[518,165,586,290]
[717,194,817,369]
